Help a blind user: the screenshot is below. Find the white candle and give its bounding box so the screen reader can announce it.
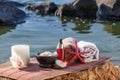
[10,44,30,68]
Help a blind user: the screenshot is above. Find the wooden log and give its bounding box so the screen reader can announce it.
[47,61,120,80]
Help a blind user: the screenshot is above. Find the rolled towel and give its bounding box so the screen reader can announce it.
[78,41,99,62]
[56,37,76,62]
[55,37,77,68]
[56,37,76,50]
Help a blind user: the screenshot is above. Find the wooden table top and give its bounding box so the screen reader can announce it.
[0,56,109,80]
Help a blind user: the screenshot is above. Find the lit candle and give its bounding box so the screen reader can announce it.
[10,45,30,68]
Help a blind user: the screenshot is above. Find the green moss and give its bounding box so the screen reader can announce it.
[0,25,15,35]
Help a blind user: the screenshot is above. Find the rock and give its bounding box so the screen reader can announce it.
[0,1,26,26]
[96,0,120,20]
[0,0,24,7]
[55,0,98,18]
[96,4,113,20]
[96,0,116,8]
[55,4,78,17]
[25,2,58,15]
[112,0,120,17]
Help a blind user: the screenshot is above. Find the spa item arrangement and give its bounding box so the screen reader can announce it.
[10,37,99,69]
[54,37,99,68]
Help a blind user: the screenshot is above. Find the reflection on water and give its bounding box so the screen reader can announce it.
[59,16,120,38]
[0,0,120,65]
[0,25,15,35]
[103,22,120,38]
[59,17,93,34]
[0,15,120,65]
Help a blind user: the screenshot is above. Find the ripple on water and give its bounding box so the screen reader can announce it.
[0,0,120,65]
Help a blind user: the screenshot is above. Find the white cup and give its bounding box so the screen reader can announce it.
[10,44,30,69]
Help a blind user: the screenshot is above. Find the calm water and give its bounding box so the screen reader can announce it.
[0,0,120,65]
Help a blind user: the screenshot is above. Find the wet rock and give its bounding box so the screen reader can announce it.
[96,0,120,20]
[112,0,120,17]
[55,0,97,18]
[96,4,113,20]
[96,0,116,8]
[0,1,26,26]
[0,0,24,7]
[26,2,58,15]
[55,4,78,17]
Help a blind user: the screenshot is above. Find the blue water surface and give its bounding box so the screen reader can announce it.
[0,0,120,65]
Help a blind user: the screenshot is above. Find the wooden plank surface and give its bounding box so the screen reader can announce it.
[0,56,109,80]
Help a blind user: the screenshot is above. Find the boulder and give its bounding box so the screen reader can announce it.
[0,0,24,7]
[96,4,113,20]
[55,0,98,18]
[96,0,116,8]
[112,0,120,17]
[25,2,58,15]
[96,0,120,20]
[0,1,26,26]
[55,4,78,17]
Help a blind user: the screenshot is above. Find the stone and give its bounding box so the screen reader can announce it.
[96,0,120,20]
[55,0,98,18]
[55,4,78,17]
[112,0,120,17]
[0,1,26,26]
[96,0,117,8]
[25,2,58,15]
[0,0,24,7]
[96,4,113,20]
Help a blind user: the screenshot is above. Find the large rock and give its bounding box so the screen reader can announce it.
[96,0,116,8]
[96,4,113,20]
[96,0,120,20]
[25,2,58,15]
[55,0,98,18]
[112,0,120,17]
[0,1,26,26]
[0,0,24,7]
[55,4,78,17]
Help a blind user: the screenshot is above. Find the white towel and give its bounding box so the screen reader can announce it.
[56,37,76,50]
[78,41,99,62]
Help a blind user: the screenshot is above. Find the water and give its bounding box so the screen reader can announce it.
[0,0,120,65]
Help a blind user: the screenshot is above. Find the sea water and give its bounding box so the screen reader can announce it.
[0,0,120,65]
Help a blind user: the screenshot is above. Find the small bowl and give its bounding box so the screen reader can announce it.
[35,53,58,68]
